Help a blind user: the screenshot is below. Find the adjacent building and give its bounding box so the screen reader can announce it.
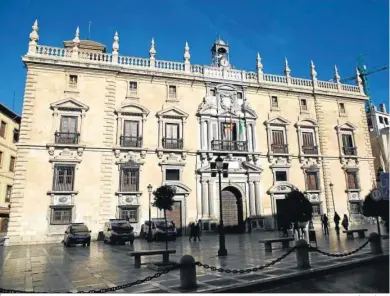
[367,104,389,173]
[0,104,20,233]
[7,21,377,244]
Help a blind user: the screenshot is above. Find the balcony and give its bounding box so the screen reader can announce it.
[162,138,183,149]
[120,136,142,148]
[302,145,318,155]
[271,144,288,154]
[211,140,248,152]
[343,146,357,156]
[54,132,80,145]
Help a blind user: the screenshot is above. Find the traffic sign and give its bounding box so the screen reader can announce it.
[371,188,382,201]
[380,173,389,201]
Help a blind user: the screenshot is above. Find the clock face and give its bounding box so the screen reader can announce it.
[220,57,229,67]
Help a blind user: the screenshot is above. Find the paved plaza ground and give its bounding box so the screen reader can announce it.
[0,224,388,293]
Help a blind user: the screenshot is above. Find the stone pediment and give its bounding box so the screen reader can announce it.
[242,162,263,173]
[265,115,290,126]
[164,182,191,195]
[117,102,149,116]
[50,98,89,111]
[295,118,318,127]
[157,106,189,119]
[216,84,237,92]
[336,121,358,131]
[268,182,299,194]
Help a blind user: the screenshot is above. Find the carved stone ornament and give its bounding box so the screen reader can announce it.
[348,191,360,201]
[220,92,241,114]
[306,193,320,202]
[119,195,139,206]
[53,195,72,205]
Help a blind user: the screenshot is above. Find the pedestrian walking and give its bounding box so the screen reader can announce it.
[195,220,202,241]
[299,221,307,238]
[342,214,349,231]
[188,222,196,242]
[321,214,325,233]
[322,214,329,235]
[334,212,341,234]
[293,221,300,239]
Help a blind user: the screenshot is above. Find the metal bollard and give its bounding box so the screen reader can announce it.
[295,239,310,269]
[180,255,197,290]
[369,232,382,254]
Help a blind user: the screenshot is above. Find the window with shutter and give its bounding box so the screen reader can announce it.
[272,130,284,145]
[120,163,140,192]
[9,156,15,172]
[346,172,358,190]
[342,134,353,148]
[306,172,319,190]
[53,165,75,191]
[60,116,77,133]
[0,121,7,138]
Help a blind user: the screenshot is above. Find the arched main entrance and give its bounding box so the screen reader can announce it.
[221,186,244,233]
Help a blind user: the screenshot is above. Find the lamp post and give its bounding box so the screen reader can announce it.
[329,183,335,213]
[215,155,228,257]
[147,184,153,242]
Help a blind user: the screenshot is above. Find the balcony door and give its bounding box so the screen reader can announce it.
[342,134,353,148]
[123,121,139,138]
[221,122,237,141]
[60,116,77,134]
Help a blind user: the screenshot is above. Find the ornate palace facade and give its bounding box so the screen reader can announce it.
[7,21,376,244]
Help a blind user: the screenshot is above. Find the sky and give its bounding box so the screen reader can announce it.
[0,0,388,114]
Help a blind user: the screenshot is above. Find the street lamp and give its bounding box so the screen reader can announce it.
[214,155,228,257]
[329,183,335,212]
[147,184,153,242]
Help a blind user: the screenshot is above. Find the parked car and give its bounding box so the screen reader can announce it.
[142,218,177,241]
[63,223,91,247]
[103,219,134,244]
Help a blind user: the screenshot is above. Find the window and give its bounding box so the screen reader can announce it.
[5,185,12,202]
[346,171,358,190]
[13,129,19,143]
[302,131,317,154]
[166,169,180,181]
[163,123,182,149]
[119,207,138,222]
[271,96,278,108]
[275,171,287,182]
[168,85,177,98]
[385,118,389,125]
[69,75,78,88]
[300,99,308,111]
[271,130,287,153]
[342,133,356,155]
[237,92,243,99]
[210,89,216,96]
[339,103,346,114]
[51,208,72,225]
[129,81,138,92]
[312,204,321,216]
[121,120,141,147]
[120,163,139,192]
[349,203,361,214]
[0,151,2,167]
[56,116,79,144]
[306,172,319,190]
[9,156,15,172]
[379,116,384,124]
[0,121,6,138]
[53,165,75,191]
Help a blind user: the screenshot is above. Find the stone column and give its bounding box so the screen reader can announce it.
[117,116,122,145]
[52,110,59,142]
[208,180,215,218]
[254,181,262,216]
[201,179,209,218]
[207,120,212,150]
[158,119,163,148]
[80,111,86,143]
[249,180,256,216]
[251,124,257,152]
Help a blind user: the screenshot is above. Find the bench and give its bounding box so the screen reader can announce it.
[129,249,176,268]
[343,228,368,239]
[259,237,295,252]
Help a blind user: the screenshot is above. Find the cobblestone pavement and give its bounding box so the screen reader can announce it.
[0,224,388,293]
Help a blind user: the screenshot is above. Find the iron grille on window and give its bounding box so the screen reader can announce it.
[120,163,140,192]
[211,140,248,151]
[53,165,75,191]
[119,208,138,222]
[302,145,318,155]
[349,202,361,214]
[271,144,288,154]
[343,146,357,156]
[162,138,183,149]
[51,208,72,225]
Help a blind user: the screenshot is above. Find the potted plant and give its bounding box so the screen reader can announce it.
[285,190,313,239]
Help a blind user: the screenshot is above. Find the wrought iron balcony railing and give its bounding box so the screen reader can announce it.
[343,146,357,156]
[302,145,318,155]
[211,140,248,152]
[120,136,142,148]
[54,132,80,145]
[271,144,288,154]
[162,138,183,149]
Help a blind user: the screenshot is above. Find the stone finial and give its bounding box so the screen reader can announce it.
[184,41,190,62]
[73,27,80,46]
[29,19,39,44]
[112,31,119,53]
[284,57,291,76]
[310,60,317,79]
[334,65,340,83]
[149,38,156,59]
[256,52,263,73]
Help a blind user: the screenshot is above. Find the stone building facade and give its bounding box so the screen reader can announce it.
[0,104,20,233]
[7,21,376,244]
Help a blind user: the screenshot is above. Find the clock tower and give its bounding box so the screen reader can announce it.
[211,37,230,68]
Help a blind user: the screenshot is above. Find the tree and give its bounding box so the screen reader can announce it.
[363,191,389,234]
[152,184,176,251]
[284,190,313,226]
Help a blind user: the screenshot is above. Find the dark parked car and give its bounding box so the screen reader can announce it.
[103,219,135,244]
[63,223,91,247]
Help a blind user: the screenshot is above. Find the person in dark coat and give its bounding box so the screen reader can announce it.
[322,214,329,235]
[342,214,349,231]
[188,222,196,241]
[195,220,202,241]
[334,212,341,234]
